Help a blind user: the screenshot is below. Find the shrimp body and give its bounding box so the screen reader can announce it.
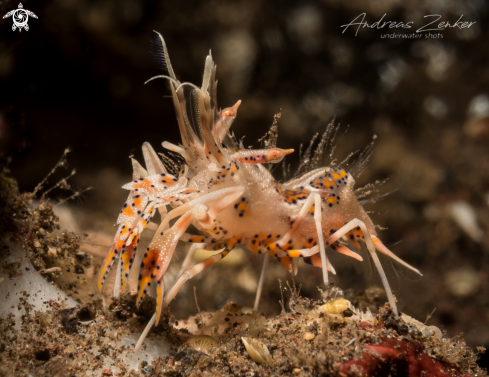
[98,32,421,349]
[194,163,371,265]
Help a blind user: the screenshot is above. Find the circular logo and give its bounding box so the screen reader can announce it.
[3,3,38,32]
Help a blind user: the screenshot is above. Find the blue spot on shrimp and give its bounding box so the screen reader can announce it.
[97,31,422,350]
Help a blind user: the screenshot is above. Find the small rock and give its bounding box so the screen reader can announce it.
[444,267,480,297]
[293,368,301,375]
[422,327,435,339]
[304,332,315,341]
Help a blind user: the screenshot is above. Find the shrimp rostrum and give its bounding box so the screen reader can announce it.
[98,31,421,349]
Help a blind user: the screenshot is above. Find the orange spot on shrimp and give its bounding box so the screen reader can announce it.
[267,247,277,257]
[225,236,241,249]
[237,201,249,216]
[326,196,338,206]
[161,176,177,185]
[133,197,142,207]
[267,242,277,251]
[120,226,129,238]
[281,188,309,204]
[134,179,152,189]
[304,237,316,248]
[287,249,301,258]
[347,231,362,249]
[249,239,261,254]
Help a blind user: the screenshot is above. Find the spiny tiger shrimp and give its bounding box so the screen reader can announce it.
[97,31,421,350]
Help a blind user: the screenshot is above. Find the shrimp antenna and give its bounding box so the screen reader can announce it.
[144,75,180,86]
[176,82,201,93]
[151,30,176,79]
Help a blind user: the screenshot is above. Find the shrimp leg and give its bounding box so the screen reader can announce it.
[136,186,244,307]
[253,253,269,313]
[231,148,294,164]
[321,219,421,315]
[98,159,149,291]
[135,247,233,351]
[254,192,335,312]
[135,189,244,350]
[313,192,330,286]
[259,192,336,273]
[163,248,233,309]
[172,239,228,287]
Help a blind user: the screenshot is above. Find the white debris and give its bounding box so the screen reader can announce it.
[446,201,484,243]
[0,239,78,329]
[444,267,480,297]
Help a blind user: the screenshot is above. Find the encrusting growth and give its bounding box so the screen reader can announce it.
[98,31,422,350]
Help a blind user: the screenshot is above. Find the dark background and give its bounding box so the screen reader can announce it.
[1,0,488,368]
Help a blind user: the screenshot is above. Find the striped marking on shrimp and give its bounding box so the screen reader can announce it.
[309,175,335,190]
[117,194,149,226]
[120,234,139,290]
[122,173,180,198]
[346,226,364,249]
[230,161,238,176]
[136,247,160,307]
[155,277,165,324]
[225,236,243,249]
[247,233,283,254]
[281,188,309,205]
[98,237,125,290]
[181,234,208,243]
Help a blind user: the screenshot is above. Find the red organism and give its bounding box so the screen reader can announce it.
[340,337,470,377]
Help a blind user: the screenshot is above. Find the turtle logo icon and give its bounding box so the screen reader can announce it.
[3,3,38,32]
